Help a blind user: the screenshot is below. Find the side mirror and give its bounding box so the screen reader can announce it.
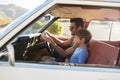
[45,15,51,21]
[7,44,15,66]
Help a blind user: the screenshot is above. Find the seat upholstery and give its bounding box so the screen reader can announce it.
[87,39,119,65]
[103,41,120,48]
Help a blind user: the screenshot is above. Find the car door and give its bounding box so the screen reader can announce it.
[0,0,120,80]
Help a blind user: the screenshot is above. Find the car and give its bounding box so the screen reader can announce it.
[0,0,120,80]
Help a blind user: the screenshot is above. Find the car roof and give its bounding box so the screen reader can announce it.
[86,0,120,2]
[55,0,120,3]
[48,0,120,21]
[93,0,120,2]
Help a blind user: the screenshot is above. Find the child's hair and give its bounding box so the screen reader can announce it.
[76,29,92,44]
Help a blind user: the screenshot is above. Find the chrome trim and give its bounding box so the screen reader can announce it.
[7,45,15,66]
[14,62,120,73]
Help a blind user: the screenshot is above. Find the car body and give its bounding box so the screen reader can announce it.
[0,0,120,80]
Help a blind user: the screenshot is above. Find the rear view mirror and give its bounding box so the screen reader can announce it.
[45,15,51,21]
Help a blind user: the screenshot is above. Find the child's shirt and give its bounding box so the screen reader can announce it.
[70,47,88,64]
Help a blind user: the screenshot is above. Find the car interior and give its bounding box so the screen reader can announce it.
[1,3,120,67]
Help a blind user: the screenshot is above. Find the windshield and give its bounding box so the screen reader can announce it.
[0,0,45,29]
[0,0,46,39]
[21,14,54,35]
[0,0,46,31]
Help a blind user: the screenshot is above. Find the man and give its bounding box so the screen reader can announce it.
[42,18,85,62]
[47,18,85,47]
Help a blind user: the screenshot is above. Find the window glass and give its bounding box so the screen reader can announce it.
[87,20,112,40]
[21,14,54,35]
[61,20,71,38]
[111,21,120,41]
[88,20,120,41]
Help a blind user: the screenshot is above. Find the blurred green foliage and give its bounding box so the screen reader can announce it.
[0,16,12,27]
[32,21,43,29]
[47,21,64,35]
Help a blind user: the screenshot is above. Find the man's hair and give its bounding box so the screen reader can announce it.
[70,18,84,29]
[76,29,92,44]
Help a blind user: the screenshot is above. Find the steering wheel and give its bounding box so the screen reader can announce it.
[40,32,55,56]
[45,41,54,56]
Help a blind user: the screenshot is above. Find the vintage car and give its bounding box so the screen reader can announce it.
[0,0,120,80]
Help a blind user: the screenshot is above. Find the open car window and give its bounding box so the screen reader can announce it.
[111,21,120,41]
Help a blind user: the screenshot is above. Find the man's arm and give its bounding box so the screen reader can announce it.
[42,32,79,58]
[52,41,80,57]
[52,44,74,57]
[47,32,72,47]
[47,38,79,58]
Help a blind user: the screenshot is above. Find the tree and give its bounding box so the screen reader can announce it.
[0,16,12,27]
[32,21,43,30]
[47,21,64,35]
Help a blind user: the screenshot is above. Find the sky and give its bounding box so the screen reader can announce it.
[0,0,46,10]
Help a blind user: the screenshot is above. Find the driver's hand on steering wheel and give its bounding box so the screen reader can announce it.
[41,32,56,46]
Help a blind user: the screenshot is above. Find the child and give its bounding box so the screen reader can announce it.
[70,29,92,64]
